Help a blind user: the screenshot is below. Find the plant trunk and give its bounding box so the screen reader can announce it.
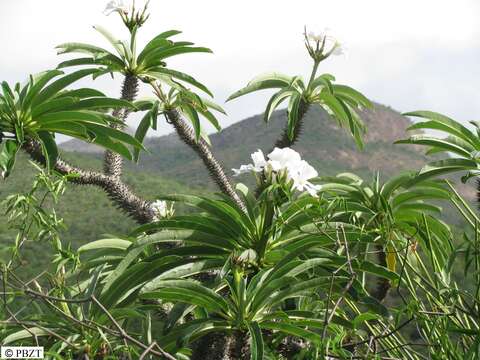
[103,74,139,178]
[164,109,246,212]
[273,100,310,150]
[372,244,391,302]
[191,333,229,360]
[255,100,310,198]
[23,140,155,224]
[225,331,250,360]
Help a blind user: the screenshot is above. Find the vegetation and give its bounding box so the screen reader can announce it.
[1,2,479,359]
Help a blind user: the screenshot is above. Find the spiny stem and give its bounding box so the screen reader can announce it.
[164,109,246,212]
[273,99,310,150]
[103,74,139,178]
[23,139,155,224]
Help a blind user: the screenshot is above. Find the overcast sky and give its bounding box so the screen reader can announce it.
[1,0,480,139]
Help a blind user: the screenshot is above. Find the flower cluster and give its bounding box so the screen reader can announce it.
[104,0,150,31]
[304,27,345,61]
[151,200,175,221]
[233,147,321,196]
[104,0,129,15]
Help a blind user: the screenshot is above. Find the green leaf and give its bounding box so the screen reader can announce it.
[264,88,294,123]
[404,111,480,147]
[22,70,64,108]
[147,67,213,97]
[54,88,106,99]
[396,135,474,158]
[32,69,99,107]
[3,327,52,344]
[287,93,301,140]
[78,238,132,252]
[57,57,96,69]
[352,312,381,329]
[414,158,478,182]
[32,97,78,118]
[142,46,212,68]
[261,321,322,345]
[181,103,201,142]
[38,131,58,172]
[137,30,181,63]
[133,106,155,162]
[227,73,292,101]
[332,84,372,109]
[247,322,264,360]
[0,140,19,178]
[62,97,134,111]
[93,25,125,58]
[140,279,229,315]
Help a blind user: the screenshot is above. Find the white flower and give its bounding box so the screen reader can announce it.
[232,149,267,176]
[289,160,321,197]
[307,28,331,43]
[151,200,172,220]
[232,164,255,177]
[307,31,325,43]
[251,149,267,171]
[104,0,129,15]
[267,147,301,171]
[232,147,320,197]
[306,27,345,58]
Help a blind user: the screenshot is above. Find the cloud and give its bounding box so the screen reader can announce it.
[1,0,479,139]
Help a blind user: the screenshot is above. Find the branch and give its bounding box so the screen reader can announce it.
[22,139,155,224]
[164,109,246,212]
[273,100,309,149]
[104,74,139,178]
[372,244,391,302]
[255,100,310,197]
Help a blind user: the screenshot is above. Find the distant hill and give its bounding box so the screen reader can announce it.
[2,103,475,276]
[63,103,432,187]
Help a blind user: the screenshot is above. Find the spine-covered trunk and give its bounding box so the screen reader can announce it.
[225,331,250,360]
[23,140,155,224]
[103,74,139,178]
[372,244,391,302]
[255,100,310,198]
[165,109,246,212]
[191,333,228,360]
[273,100,310,149]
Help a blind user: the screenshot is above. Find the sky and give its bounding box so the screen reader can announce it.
[1,0,480,139]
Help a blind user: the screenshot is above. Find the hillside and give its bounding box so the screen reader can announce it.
[3,103,473,275]
[64,103,431,187]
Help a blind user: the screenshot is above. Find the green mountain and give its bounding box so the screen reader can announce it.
[136,103,429,185]
[63,103,433,187]
[2,103,474,274]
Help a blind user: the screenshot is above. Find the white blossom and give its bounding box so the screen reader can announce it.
[251,149,267,171]
[104,0,129,15]
[151,200,173,220]
[232,149,267,176]
[232,147,320,197]
[289,160,321,196]
[307,27,345,58]
[307,28,330,43]
[267,147,301,172]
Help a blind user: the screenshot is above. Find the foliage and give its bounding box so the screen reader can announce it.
[227,29,372,148]
[56,8,224,147]
[0,70,143,177]
[1,2,479,360]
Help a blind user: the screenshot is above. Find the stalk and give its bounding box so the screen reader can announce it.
[164,109,246,212]
[273,99,310,149]
[103,74,139,178]
[23,139,155,224]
